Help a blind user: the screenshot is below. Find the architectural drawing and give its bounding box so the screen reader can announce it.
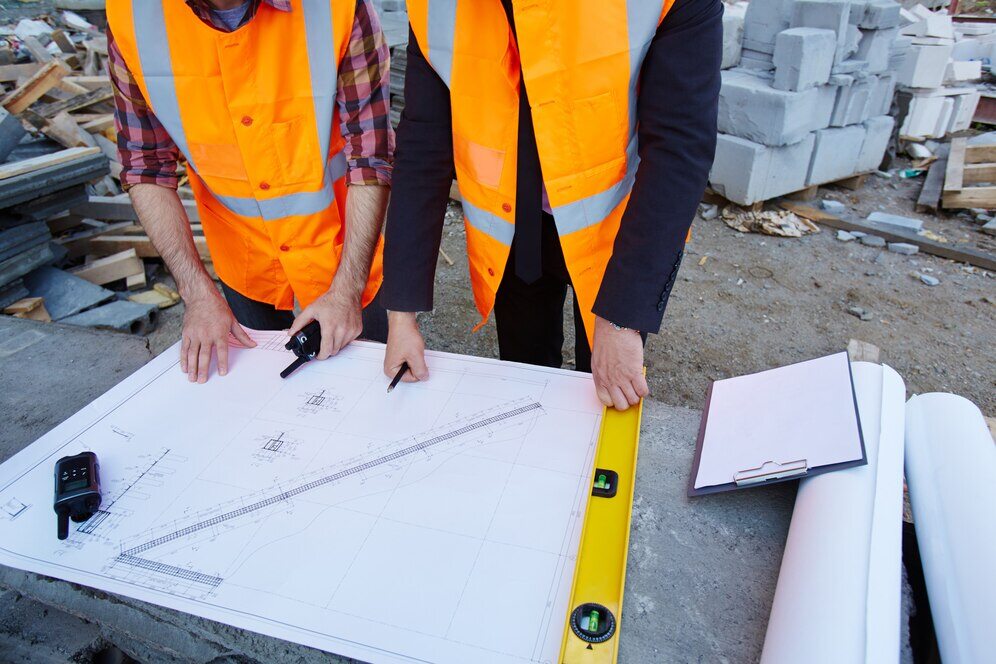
[0,332,604,664]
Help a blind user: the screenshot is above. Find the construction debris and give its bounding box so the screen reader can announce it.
[917,273,941,286]
[721,206,819,237]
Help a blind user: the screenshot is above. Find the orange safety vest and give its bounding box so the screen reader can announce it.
[408,0,673,345]
[107,0,383,310]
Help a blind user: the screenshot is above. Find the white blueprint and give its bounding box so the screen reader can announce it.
[0,331,603,664]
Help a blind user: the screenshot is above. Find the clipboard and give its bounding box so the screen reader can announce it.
[688,352,867,496]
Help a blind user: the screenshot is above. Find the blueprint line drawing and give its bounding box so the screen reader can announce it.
[0,333,604,664]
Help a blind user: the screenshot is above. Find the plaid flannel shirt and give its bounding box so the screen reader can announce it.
[107,0,394,190]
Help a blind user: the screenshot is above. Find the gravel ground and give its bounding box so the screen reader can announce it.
[148,162,996,416]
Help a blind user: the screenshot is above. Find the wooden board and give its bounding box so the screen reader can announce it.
[3,296,51,322]
[88,234,211,260]
[965,144,996,164]
[916,150,948,214]
[0,63,42,83]
[35,87,114,118]
[942,186,996,209]
[72,195,201,223]
[944,137,967,192]
[68,248,144,285]
[0,146,100,181]
[778,201,996,271]
[963,163,996,184]
[1,60,70,115]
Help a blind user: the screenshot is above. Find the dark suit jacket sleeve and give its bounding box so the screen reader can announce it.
[379,27,455,312]
[592,0,723,333]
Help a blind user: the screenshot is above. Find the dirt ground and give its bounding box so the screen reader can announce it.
[148,158,995,417]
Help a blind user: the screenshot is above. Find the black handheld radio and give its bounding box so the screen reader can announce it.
[281,319,322,379]
[53,452,101,540]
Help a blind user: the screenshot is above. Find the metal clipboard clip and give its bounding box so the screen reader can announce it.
[733,459,809,487]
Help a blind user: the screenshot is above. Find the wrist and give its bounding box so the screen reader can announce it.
[180,275,218,305]
[387,310,419,328]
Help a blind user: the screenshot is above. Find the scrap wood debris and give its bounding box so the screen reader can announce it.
[0,8,199,335]
[721,206,820,238]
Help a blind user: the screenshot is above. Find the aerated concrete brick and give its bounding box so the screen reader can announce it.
[739,47,775,71]
[743,0,797,53]
[897,42,952,88]
[857,27,899,72]
[807,124,866,185]
[857,0,901,29]
[791,0,853,63]
[722,3,746,69]
[855,115,895,172]
[868,73,896,115]
[830,75,874,126]
[719,70,833,146]
[773,28,836,91]
[710,132,816,205]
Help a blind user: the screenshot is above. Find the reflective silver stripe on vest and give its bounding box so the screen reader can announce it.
[551,134,639,236]
[212,149,347,220]
[461,192,515,246]
[627,1,666,135]
[426,0,457,86]
[132,0,339,221]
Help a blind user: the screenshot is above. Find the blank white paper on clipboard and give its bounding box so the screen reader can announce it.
[688,352,867,496]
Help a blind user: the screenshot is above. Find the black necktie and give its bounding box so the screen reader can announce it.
[503,1,543,284]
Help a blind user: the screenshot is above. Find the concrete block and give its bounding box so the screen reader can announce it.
[889,35,912,70]
[856,115,895,172]
[842,23,863,60]
[902,5,954,40]
[60,300,160,335]
[22,266,115,320]
[720,70,833,145]
[739,47,776,71]
[832,58,870,75]
[856,27,898,72]
[869,73,896,115]
[867,211,924,232]
[791,0,853,63]
[896,42,953,88]
[899,94,945,138]
[723,3,747,69]
[831,76,873,126]
[888,242,919,255]
[858,0,901,29]
[945,59,982,84]
[807,125,866,184]
[822,199,847,213]
[773,28,836,90]
[744,0,798,52]
[837,229,857,241]
[709,132,816,205]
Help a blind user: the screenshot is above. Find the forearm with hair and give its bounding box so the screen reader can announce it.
[129,183,214,301]
[333,184,388,302]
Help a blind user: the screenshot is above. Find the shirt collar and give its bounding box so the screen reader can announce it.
[185,0,291,31]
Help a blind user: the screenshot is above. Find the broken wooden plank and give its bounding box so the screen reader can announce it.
[125,272,147,290]
[21,36,53,64]
[69,248,144,285]
[56,220,134,259]
[80,113,113,134]
[945,137,967,193]
[21,109,96,149]
[50,30,77,56]
[3,296,51,322]
[0,62,42,83]
[35,86,113,118]
[964,144,996,164]
[916,144,949,214]
[963,163,996,185]
[64,75,110,90]
[779,201,996,271]
[942,185,996,209]
[88,234,210,260]
[1,60,70,114]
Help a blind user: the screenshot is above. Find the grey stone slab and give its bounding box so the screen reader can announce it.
[710,132,816,205]
[60,299,160,336]
[0,279,28,310]
[0,397,796,664]
[0,242,54,290]
[22,266,114,320]
[719,70,832,146]
[0,588,105,662]
[866,211,924,232]
[0,316,152,463]
[860,234,887,247]
[773,27,836,91]
[888,242,919,255]
[0,107,27,164]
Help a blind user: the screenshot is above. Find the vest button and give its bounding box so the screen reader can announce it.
[487,268,495,276]
[241,115,253,126]
[280,244,290,252]
[259,182,270,190]
[501,203,512,213]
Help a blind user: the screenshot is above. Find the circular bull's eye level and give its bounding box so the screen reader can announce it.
[570,602,616,644]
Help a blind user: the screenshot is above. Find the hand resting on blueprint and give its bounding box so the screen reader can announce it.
[383,311,430,384]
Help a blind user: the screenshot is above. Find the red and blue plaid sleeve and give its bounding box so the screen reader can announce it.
[107,27,181,191]
[338,0,395,186]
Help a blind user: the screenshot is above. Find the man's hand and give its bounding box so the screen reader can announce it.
[289,288,362,360]
[383,311,429,383]
[591,316,649,410]
[180,288,256,383]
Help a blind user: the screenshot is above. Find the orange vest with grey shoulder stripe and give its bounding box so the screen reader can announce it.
[407,0,673,344]
[107,0,383,310]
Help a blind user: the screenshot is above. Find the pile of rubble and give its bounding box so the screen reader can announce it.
[711,0,903,205]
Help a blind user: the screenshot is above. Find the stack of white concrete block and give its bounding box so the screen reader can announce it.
[896,6,983,140]
[710,0,902,206]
